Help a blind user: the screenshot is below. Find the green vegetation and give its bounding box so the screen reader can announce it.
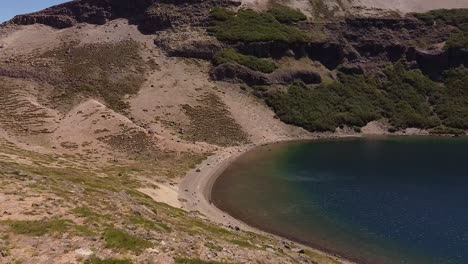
[267,77,383,131]
[267,5,307,24]
[175,258,230,264]
[415,9,468,51]
[129,215,171,232]
[4,219,95,237]
[5,219,73,236]
[205,242,223,252]
[446,30,468,51]
[85,257,132,264]
[415,9,468,27]
[104,228,152,252]
[267,63,468,133]
[73,207,100,218]
[214,49,277,73]
[433,67,468,129]
[228,239,256,249]
[381,63,439,128]
[209,8,308,43]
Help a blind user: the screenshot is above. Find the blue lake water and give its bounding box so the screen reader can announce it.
[212,137,468,264]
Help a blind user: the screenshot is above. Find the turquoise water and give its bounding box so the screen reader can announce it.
[212,137,468,264]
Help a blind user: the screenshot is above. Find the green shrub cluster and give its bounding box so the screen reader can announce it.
[214,49,277,73]
[433,67,468,129]
[209,8,308,43]
[415,9,468,27]
[267,63,468,133]
[415,9,468,51]
[446,30,468,51]
[267,76,384,132]
[380,63,439,128]
[267,5,307,24]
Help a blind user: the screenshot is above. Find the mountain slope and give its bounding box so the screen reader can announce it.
[0,0,468,263]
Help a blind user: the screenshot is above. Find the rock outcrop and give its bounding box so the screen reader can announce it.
[9,0,238,33]
[6,0,468,80]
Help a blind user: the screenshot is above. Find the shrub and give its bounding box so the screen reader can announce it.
[266,62,444,132]
[209,9,308,43]
[267,76,383,132]
[214,49,277,73]
[267,5,307,24]
[430,126,466,135]
[381,62,440,129]
[433,67,468,129]
[414,9,468,27]
[414,9,468,50]
[446,30,468,51]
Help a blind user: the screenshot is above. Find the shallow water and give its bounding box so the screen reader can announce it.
[212,137,468,264]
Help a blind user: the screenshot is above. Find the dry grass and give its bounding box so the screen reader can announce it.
[182,93,250,146]
[40,40,146,112]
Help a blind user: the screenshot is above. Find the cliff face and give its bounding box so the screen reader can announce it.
[7,0,468,79]
[9,0,238,32]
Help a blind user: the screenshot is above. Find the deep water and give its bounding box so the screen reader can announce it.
[212,137,468,264]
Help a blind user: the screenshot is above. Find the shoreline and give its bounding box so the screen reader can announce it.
[179,134,359,264]
[178,132,467,263]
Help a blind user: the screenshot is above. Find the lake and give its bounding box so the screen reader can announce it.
[212,137,468,264]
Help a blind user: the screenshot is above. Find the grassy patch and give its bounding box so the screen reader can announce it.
[204,242,223,252]
[209,9,308,43]
[129,215,171,233]
[73,207,100,218]
[304,249,341,264]
[214,49,277,73]
[228,239,256,249]
[85,257,132,264]
[182,93,249,146]
[104,228,152,252]
[175,258,231,264]
[5,219,72,236]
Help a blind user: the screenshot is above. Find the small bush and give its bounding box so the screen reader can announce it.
[446,30,468,51]
[210,7,235,21]
[104,228,152,252]
[267,5,307,24]
[214,49,277,73]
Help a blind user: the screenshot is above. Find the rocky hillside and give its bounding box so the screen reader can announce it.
[0,0,468,264]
